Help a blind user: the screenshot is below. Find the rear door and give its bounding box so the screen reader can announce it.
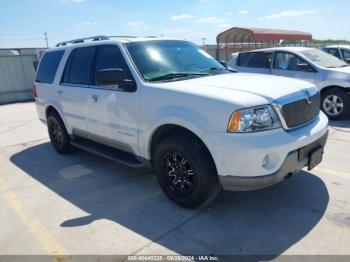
[234,51,272,74]
[85,44,139,153]
[271,51,317,84]
[59,46,95,133]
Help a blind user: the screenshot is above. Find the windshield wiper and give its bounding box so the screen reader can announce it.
[200,67,226,73]
[340,64,349,67]
[148,72,209,82]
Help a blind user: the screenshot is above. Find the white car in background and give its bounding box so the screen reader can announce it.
[228,47,350,119]
[323,45,350,64]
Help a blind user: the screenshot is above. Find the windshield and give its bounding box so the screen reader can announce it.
[300,49,348,68]
[125,40,228,81]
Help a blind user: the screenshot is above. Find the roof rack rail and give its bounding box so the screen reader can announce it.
[56,35,109,47]
[55,35,161,47]
[108,35,138,39]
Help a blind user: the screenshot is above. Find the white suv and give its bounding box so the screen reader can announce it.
[34,36,328,207]
[228,47,350,119]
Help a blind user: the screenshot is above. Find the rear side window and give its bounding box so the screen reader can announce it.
[62,46,95,85]
[237,53,250,66]
[237,52,271,68]
[35,50,64,83]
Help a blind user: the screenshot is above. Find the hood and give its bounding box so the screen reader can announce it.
[158,73,317,104]
[327,66,350,74]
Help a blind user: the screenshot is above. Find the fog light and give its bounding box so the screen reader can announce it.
[262,155,269,167]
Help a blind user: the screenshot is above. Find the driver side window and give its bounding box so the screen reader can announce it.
[94,45,133,88]
[273,52,313,72]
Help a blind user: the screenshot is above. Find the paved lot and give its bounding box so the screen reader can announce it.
[0,102,350,260]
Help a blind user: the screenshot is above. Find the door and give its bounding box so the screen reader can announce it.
[235,51,272,74]
[271,51,317,84]
[85,44,139,153]
[58,46,95,133]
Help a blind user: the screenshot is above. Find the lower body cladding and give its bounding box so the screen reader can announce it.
[210,112,329,191]
[219,132,328,191]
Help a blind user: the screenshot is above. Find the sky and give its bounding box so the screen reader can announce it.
[0,0,349,48]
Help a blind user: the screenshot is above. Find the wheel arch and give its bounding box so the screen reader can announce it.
[147,123,224,176]
[44,104,71,134]
[320,85,348,95]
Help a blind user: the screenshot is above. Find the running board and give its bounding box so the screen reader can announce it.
[71,137,145,168]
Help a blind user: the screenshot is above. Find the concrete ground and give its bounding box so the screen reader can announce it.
[0,102,350,260]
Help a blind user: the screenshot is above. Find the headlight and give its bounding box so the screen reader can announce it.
[227,105,281,133]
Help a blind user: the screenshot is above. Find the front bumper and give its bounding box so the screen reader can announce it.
[207,111,329,190]
[219,131,328,191]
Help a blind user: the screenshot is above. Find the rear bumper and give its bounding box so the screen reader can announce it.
[219,131,328,191]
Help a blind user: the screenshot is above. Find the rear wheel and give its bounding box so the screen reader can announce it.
[154,134,221,208]
[47,111,72,154]
[321,88,350,120]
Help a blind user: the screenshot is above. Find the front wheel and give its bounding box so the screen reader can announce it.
[321,88,350,120]
[153,134,221,208]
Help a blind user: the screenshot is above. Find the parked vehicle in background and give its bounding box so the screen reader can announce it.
[323,45,350,64]
[228,47,350,119]
[34,36,328,208]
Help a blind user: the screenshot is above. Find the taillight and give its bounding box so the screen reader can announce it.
[32,84,37,99]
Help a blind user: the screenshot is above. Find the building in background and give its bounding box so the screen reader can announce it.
[202,27,312,61]
[0,48,46,104]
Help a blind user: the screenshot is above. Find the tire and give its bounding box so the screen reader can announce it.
[321,88,350,120]
[47,111,72,154]
[153,133,221,208]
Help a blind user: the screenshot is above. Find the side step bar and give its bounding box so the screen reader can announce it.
[71,137,145,168]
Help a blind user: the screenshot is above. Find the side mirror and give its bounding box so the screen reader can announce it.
[219,61,228,68]
[96,68,136,91]
[297,63,315,72]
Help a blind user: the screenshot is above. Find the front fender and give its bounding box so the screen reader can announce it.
[318,80,350,91]
[139,106,227,176]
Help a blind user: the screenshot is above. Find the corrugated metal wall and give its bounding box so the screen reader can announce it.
[0,51,38,104]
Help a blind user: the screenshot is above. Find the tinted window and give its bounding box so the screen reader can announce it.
[274,52,311,71]
[238,52,271,68]
[237,53,250,66]
[94,45,131,83]
[63,46,95,85]
[35,50,64,83]
[341,49,350,63]
[325,48,341,59]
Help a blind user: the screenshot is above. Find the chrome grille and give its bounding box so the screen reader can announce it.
[281,92,320,128]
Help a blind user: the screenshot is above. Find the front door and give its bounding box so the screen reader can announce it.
[271,51,317,84]
[85,44,139,153]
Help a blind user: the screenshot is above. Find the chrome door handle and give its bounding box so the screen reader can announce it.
[58,90,63,96]
[91,94,99,102]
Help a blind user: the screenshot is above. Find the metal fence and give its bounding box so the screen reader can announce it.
[201,42,333,62]
[0,49,42,104]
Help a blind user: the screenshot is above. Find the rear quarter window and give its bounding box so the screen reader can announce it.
[35,50,64,84]
[237,52,271,68]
